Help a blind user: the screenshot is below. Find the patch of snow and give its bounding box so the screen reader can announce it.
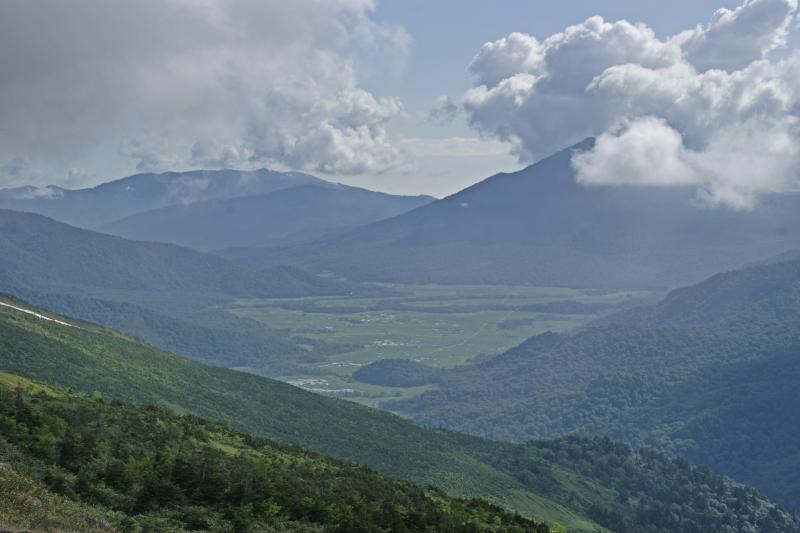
[0,301,81,329]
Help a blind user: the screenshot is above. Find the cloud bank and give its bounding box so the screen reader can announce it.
[460,0,800,208]
[0,0,408,184]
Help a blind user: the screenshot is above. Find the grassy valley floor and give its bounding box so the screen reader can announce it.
[227,283,653,406]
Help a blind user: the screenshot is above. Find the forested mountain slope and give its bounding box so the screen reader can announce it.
[0,209,349,298]
[1,297,795,532]
[611,259,800,325]
[378,260,800,508]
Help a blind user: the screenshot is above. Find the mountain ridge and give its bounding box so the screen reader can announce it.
[0,168,330,228]
[223,140,800,289]
[101,183,434,251]
[0,209,348,298]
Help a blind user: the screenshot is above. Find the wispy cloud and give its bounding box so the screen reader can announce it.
[0,0,409,182]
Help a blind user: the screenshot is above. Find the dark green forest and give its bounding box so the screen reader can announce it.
[378,262,800,508]
[0,376,541,532]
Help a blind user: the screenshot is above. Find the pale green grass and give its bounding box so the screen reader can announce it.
[0,465,116,533]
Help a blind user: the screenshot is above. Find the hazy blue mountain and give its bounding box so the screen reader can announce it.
[0,209,347,297]
[226,139,800,289]
[101,184,434,251]
[0,185,68,202]
[376,259,800,507]
[0,169,326,228]
[744,248,800,267]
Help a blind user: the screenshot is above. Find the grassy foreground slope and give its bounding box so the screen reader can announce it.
[0,462,113,532]
[0,296,796,532]
[0,373,540,532]
[0,294,599,531]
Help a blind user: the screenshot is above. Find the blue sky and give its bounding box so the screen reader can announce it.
[371,0,741,111]
[1,0,797,205]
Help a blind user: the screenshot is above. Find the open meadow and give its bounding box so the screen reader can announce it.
[228,283,653,406]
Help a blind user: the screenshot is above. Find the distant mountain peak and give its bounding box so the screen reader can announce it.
[100,182,435,251]
[0,168,330,228]
[231,137,800,289]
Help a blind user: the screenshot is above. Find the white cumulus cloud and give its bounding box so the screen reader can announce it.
[680,0,798,72]
[459,0,800,209]
[468,32,547,88]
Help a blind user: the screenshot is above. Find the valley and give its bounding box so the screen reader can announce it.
[5,1,800,531]
[2,295,795,532]
[227,283,652,405]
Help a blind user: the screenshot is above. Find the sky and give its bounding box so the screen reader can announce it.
[1,0,799,206]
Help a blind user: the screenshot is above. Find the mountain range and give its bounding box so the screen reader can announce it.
[0,169,433,251]
[224,139,800,289]
[0,209,368,298]
[10,140,800,291]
